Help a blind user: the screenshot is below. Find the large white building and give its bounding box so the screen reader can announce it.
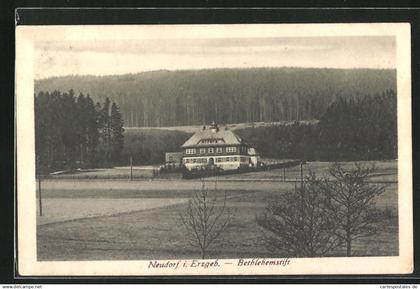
[181,122,260,171]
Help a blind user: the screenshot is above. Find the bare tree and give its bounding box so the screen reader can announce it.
[179,179,233,259]
[257,172,342,257]
[327,163,385,256]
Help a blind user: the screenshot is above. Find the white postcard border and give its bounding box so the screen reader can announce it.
[16,23,413,276]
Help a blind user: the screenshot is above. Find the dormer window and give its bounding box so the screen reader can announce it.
[198,139,225,145]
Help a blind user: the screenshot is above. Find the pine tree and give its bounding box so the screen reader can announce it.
[76,93,87,167]
[60,90,79,169]
[85,95,100,167]
[35,90,125,170]
[102,97,111,145]
[97,97,111,166]
[110,102,124,164]
[35,92,47,174]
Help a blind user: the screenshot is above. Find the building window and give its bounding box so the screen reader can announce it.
[227,147,236,153]
[199,148,206,154]
[186,148,196,155]
[216,147,222,153]
[208,148,214,153]
[234,157,238,161]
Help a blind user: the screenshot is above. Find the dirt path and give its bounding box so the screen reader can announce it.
[37,198,188,226]
[37,179,296,193]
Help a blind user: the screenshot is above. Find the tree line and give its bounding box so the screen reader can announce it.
[35,88,397,170]
[35,67,396,127]
[35,90,124,173]
[236,89,397,161]
[122,128,191,165]
[120,89,396,166]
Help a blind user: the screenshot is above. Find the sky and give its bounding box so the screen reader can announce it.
[34,35,396,79]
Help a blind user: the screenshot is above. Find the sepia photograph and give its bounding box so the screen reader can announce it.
[16,23,413,276]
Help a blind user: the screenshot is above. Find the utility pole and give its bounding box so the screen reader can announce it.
[299,161,304,233]
[37,156,43,216]
[38,177,42,216]
[130,155,133,181]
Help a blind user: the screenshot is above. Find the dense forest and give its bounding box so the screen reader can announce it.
[236,89,397,161]
[120,90,397,164]
[35,90,124,173]
[35,89,397,169]
[122,129,192,165]
[34,68,398,169]
[35,67,396,127]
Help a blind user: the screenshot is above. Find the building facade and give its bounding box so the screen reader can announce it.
[180,122,259,171]
[165,152,183,167]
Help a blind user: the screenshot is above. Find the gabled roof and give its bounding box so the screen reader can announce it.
[181,126,243,148]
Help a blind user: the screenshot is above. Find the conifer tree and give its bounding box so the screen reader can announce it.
[85,95,99,166]
[76,93,87,167]
[110,102,124,164]
[35,91,123,171]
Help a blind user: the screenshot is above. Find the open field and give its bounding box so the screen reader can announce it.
[47,160,397,183]
[49,166,161,179]
[37,161,398,260]
[37,198,189,226]
[208,160,398,183]
[125,120,319,134]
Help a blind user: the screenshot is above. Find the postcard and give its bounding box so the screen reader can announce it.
[16,23,413,275]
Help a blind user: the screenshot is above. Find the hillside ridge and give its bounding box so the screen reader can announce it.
[35,67,396,127]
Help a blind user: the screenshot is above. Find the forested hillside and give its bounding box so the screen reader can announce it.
[35,67,396,127]
[120,90,397,165]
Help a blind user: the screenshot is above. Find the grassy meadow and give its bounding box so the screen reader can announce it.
[37,160,398,260]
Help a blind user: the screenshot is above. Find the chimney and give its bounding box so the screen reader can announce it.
[210,121,218,133]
